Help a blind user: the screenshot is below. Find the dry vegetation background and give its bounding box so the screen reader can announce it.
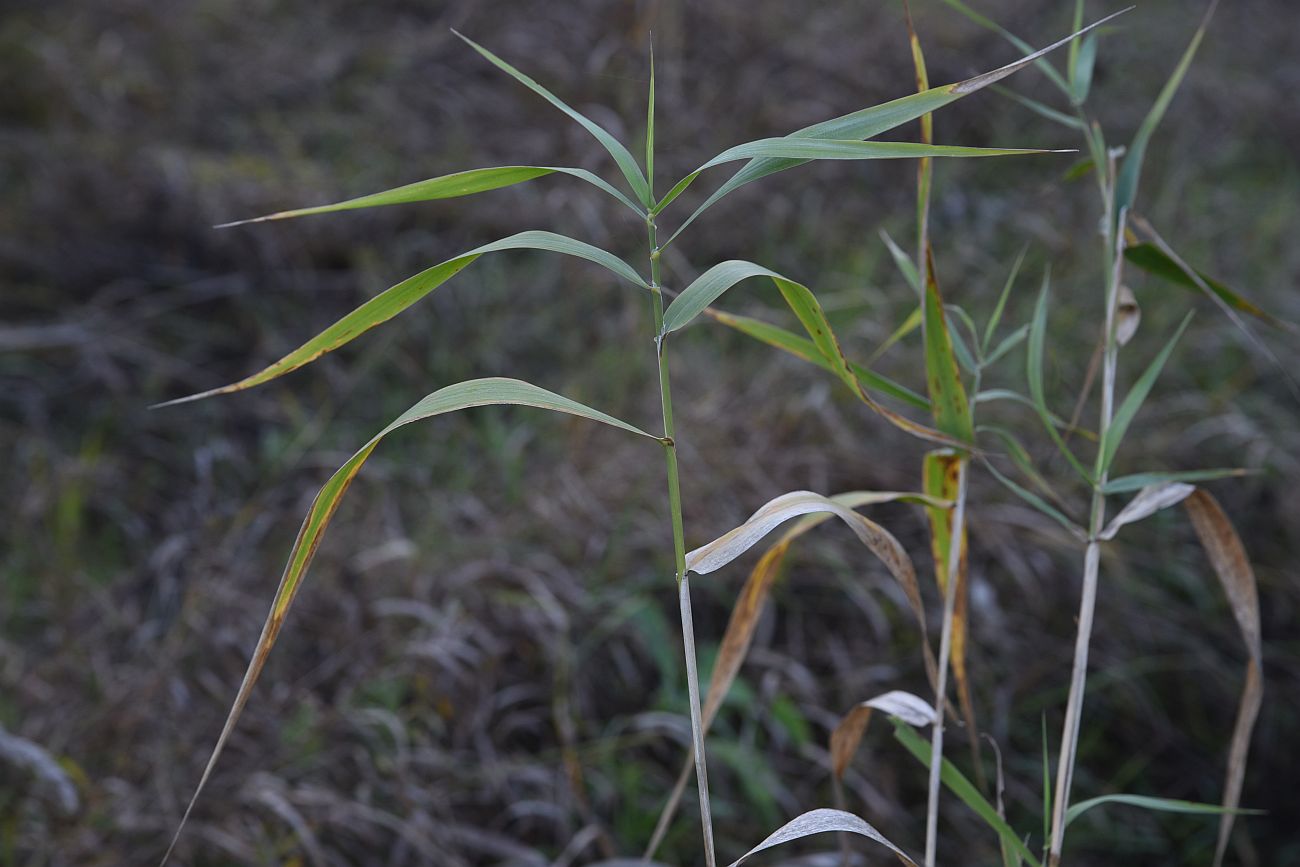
[2,0,1299,864]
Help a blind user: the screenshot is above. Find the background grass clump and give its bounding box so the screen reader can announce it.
[2,0,1299,864]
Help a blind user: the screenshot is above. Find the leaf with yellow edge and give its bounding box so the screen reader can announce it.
[923,248,974,444]
[160,378,660,865]
[1183,490,1263,867]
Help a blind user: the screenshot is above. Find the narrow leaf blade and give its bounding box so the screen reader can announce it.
[160,378,659,863]
[454,32,650,205]
[156,232,648,406]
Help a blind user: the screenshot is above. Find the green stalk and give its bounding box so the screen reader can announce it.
[1048,181,1128,865]
[649,214,717,867]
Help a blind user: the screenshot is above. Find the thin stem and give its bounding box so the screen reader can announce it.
[1048,201,1128,866]
[648,215,716,867]
[925,456,969,867]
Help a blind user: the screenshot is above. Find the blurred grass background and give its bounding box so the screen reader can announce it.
[2,0,1298,864]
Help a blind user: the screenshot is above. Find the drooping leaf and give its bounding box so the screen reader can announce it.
[704,308,930,410]
[661,9,1128,240]
[646,491,946,860]
[1064,793,1258,830]
[924,250,974,443]
[1101,468,1249,495]
[1098,313,1193,474]
[1112,2,1217,220]
[453,31,651,205]
[831,690,937,780]
[160,378,660,864]
[1183,490,1264,867]
[157,232,648,406]
[662,260,961,447]
[892,719,1041,867]
[728,808,918,867]
[1123,242,1287,329]
[215,165,645,227]
[684,490,941,689]
[1097,482,1196,541]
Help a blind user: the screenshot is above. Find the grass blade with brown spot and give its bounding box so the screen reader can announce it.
[1183,490,1263,867]
[155,232,648,407]
[159,378,660,865]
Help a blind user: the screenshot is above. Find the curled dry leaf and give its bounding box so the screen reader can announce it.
[729,808,919,867]
[644,492,947,861]
[1115,284,1140,346]
[684,491,941,684]
[1183,490,1263,867]
[1098,482,1195,540]
[831,691,937,780]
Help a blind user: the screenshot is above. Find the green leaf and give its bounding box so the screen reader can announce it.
[938,0,1074,96]
[1098,313,1193,473]
[923,249,974,443]
[157,231,648,406]
[880,229,923,296]
[663,260,960,447]
[653,140,1064,219]
[215,165,645,226]
[869,305,923,364]
[659,9,1127,239]
[1028,270,1093,482]
[892,719,1042,867]
[1123,243,1286,329]
[1070,33,1099,106]
[454,31,651,206]
[706,309,930,410]
[161,377,660,862]
[1112,3,1217,220]
[1102,468,1249,494]
[1064,793,1258,830]
[992,86,1086,130]
[985,324,1030,367]
[983,244,1029,353]
[646,45,655,197]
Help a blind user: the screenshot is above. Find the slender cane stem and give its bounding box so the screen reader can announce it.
[1048,196,1129,865]
[648,215,716,867]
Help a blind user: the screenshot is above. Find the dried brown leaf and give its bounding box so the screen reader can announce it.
[1183,490,1263,866]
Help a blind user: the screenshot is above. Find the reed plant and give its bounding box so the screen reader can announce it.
[156,3,1277,864]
